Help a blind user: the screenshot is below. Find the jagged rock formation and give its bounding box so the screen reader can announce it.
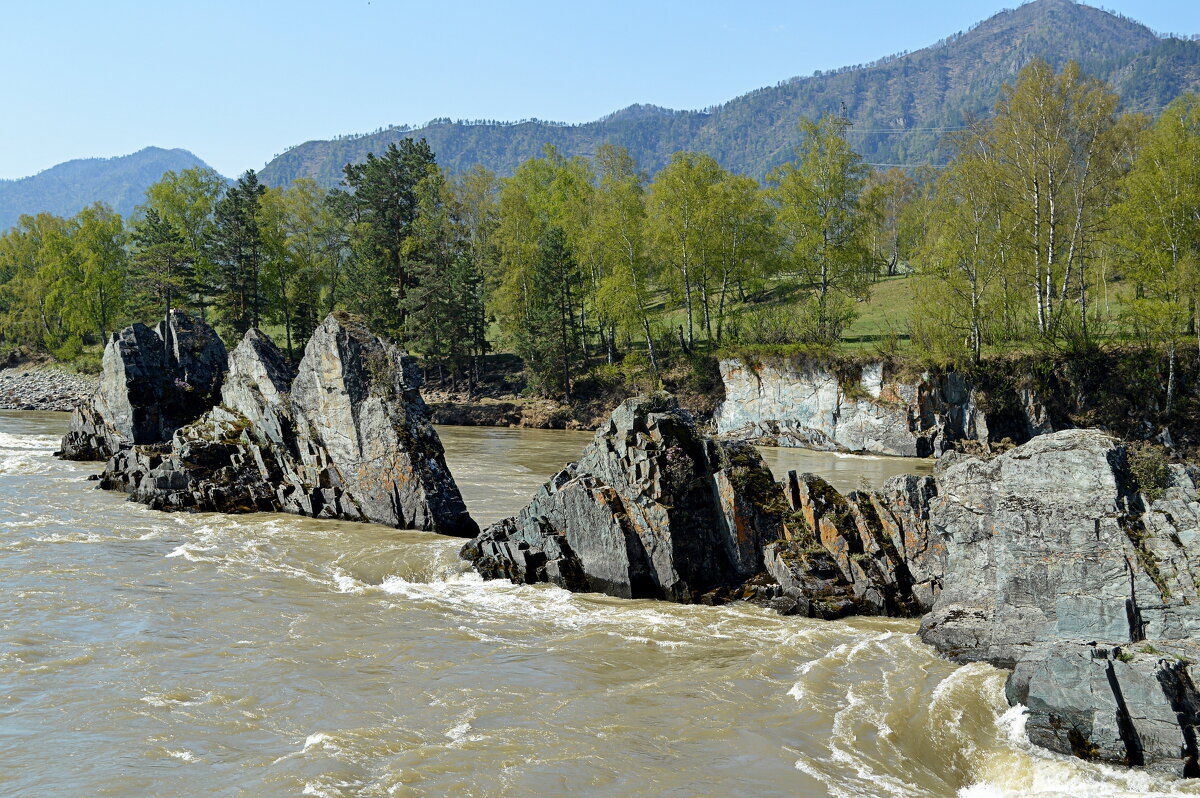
[461,392,940,617]
[70,312,477,537]
[58,310,227,460]
[714,358,1050,457]
[461,394,787,601]
[766,471,940,618]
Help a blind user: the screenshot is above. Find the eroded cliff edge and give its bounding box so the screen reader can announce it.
[463,396,1200,776]
[714,357,1048,457]
[58,311,477,537]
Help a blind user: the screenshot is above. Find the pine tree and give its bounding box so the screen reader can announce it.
[130,208,192,318]
[342,140,437,339]
[209,171,267,336]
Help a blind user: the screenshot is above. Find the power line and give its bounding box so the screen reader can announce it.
[865,162,946,168]
[848,126,970,133]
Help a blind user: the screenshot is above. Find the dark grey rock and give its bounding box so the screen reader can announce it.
[58,309,227,460]
[461,394,788,601]
[92,313,477,537]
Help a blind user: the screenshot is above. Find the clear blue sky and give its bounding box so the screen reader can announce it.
[1,0,1197,179]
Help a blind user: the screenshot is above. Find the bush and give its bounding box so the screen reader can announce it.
[1126,441,1170,501]
[726,295,856,348]
[50,335,83,362]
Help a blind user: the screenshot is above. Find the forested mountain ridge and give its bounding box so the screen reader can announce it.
[0,147,218,230]
[259,0,1200,187]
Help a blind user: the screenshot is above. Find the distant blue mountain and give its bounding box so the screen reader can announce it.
[0,147,222,231]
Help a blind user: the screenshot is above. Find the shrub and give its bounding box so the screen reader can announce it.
[1126,441,1170,501]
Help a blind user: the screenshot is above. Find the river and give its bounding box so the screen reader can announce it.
[1,411,1196,797]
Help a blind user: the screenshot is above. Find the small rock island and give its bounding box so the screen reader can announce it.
[59,309,477,537]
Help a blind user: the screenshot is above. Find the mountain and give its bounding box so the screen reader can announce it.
[0,147,219,231]
[259,0,1200,188]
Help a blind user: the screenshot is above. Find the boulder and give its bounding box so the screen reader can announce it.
[461,394,788,601]
[58,309,227,460]
[96,313,478,537]
[1007,643,1200,777]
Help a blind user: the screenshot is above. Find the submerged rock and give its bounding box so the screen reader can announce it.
[91,312,477,537]
[58,310,227,460]
[461,394,787,601]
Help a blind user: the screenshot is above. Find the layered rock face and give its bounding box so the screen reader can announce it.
[461,393,943,618]
[714,358,1050,457]
[919,430,1200,775]
[76,312,476,537]
[58,310,227,460]
[766,470,940,618]
[461,394,788,601]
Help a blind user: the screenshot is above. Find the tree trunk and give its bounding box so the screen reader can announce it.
[1166,341,1177,416]
[683,266,694,348]
[642,317,658,377]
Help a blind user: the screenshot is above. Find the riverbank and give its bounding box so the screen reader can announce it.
[421,353,725,432]
[423,345,1198,458]
[0,362,96,412]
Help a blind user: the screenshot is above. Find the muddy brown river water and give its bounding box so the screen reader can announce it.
[2,411,1197,797]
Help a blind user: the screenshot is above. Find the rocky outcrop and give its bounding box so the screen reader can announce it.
[714,358,1051,457]
[461,394,788,601]
[917,430,1200,776]
[460,392,944,618]
[97,314,478,537]
[1006,642,1200,774]
[58,310,227,460]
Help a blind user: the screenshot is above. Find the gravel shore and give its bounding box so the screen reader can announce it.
[0,364,97,412]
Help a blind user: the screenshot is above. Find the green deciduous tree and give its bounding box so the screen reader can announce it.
[591,144,659,372]
[985,59,1129,341]
[648,151,723,349]
[861,167,916,278]
[769,115,872,344]
[1114,93,1200,412]
[916,133,1008,363]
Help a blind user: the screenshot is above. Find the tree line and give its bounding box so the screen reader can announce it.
[2,58,1199,401]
